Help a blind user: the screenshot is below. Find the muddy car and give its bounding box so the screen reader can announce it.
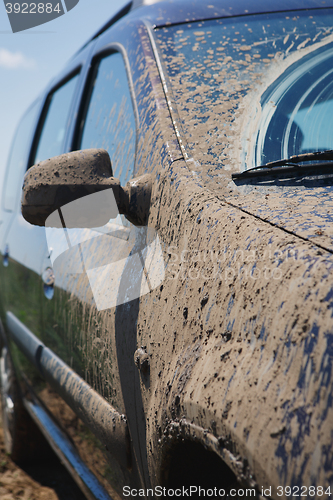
[1,0,333,498]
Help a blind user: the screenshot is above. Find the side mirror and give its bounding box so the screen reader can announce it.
[21,149,151,227]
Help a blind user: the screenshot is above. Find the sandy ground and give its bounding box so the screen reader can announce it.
[0,420,86,500]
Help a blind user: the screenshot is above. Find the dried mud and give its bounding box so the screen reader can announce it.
[140,158,333,491]
[0,418,86,500]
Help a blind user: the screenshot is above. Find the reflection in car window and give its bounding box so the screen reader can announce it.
[34,74,79,164]
[3,99,40,212]
[257,44,333,165]
[78,52,136,186]
[156,9,333,171]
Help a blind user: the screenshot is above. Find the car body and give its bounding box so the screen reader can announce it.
[1,0,333,498]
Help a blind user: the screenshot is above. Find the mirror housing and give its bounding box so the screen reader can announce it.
[21,149,151,227]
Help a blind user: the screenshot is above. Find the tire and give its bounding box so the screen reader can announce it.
[0,346,51,463]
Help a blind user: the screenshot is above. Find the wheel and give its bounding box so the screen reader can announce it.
[0,346,51,462]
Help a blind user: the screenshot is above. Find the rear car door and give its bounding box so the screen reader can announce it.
[0,70,80,380]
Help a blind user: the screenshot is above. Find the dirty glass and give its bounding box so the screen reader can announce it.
[78,52,136,186]
[155,9,333,172]
[34,74,79,164]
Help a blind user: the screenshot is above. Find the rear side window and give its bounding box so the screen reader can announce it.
[77,52,136,186]
[3,99,40,212]
[33,73,79,164]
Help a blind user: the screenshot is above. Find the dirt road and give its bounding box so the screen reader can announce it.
[0,421,86,500]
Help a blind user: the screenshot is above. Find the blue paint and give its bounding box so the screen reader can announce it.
[297,323,319,390]
[259,322,266,342]
[322,441,333,475]
[323,288,333,310]
[274,251,284,267]
[226,294,235,317]
[205,302,215,324]
[222,369,237,404]
[283,338,297,376]
[281,400,289,410]
[292,453,311,489]
[313,333,333,422]
[275,405,312,486]
[226,318,235,331]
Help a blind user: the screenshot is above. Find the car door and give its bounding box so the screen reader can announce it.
[40,49,138,404]
[0,48,130,497]
[38,45,156,491]
[0,97,41,260]
[0,69,81,382]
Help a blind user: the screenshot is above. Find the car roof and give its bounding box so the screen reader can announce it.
[133,0,333,27]
[80,0,333,56]
[94,0,333,35]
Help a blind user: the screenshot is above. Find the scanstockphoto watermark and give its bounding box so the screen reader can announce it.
[3,0,80,33]
[123,486,257,497]
[45,188,165,311]
[165,245,300,282]
[43,185,320,310]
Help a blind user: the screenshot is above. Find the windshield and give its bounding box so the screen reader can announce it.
[155,9,333,173]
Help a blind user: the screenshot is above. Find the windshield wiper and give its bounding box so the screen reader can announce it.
[232,149,333,180]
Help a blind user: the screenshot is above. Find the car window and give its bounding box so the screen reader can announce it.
[77,52,136,186]
[33,73,80,165]
[3,99,41,212]
[255,44,333,166]
[155,8,333,171]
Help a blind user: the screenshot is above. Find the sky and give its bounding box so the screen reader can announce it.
[0,0,128,187]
